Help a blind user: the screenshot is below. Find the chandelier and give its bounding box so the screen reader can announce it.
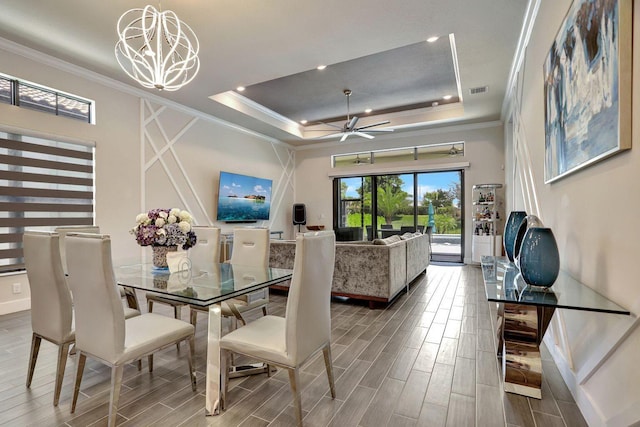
[115,5,200,91]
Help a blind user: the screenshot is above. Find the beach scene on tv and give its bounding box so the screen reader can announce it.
[217,172,272,221]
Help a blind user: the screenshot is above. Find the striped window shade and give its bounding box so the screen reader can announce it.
[0,132,94,273]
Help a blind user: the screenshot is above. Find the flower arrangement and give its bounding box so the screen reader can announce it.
[131,208,197,250]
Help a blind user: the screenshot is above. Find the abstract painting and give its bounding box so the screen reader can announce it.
[543,0,631,183]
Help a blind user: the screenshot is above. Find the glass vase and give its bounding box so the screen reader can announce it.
[503,211,527,261]
[518,227,560,288]
[513,214,544,268]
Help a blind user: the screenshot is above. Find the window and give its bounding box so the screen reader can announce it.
[0,76,11,105]
[332,142,464,168]
[0,131,95,273]
[333,169,464,262]
[0,73,93,123]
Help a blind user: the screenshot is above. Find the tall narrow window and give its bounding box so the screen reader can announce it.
[0,132,95,273]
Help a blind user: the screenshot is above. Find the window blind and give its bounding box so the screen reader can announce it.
[0,133,94,273]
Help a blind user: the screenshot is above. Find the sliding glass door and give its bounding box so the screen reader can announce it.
[334,176,374,241]
[417,170,463,262]
[376,174,415,238]
[334,169,464,263]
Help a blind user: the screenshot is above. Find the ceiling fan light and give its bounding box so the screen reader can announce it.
[115,5,200,91]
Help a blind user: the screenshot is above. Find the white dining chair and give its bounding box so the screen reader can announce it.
[56,225,140,313]
[23,231,74,406]
[189,227,270,328]
[219,230,336,426]
[65,233,196,427]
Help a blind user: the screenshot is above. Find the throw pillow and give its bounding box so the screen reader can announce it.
[373,235,402,245]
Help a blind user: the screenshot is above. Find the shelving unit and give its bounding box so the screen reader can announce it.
[472,183,503,263]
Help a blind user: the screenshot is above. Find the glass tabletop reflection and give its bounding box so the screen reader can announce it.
[480,256,630,315]
[115,261,292,307]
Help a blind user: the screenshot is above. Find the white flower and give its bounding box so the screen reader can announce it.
[136,213,149,224]
[170,208,181,217]
[159,211,168,219]
[144,218,152,225]
[178,221,191,233]
[155,218,166,228]
[179,211,192,223]
[168,215,177,224]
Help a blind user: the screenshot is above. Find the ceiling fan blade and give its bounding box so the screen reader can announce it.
[347,116,359,130]
[355,120,391,130]
[354,131,375,140]
[340,133,349,142]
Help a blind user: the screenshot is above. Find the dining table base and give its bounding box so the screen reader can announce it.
[206,304,223,416]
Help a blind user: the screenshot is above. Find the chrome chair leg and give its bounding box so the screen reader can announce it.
[26,333,42,388]
[323,344,336,398]
[287,368,303,427]
[108,365,124,427]
[71,352,87,413]
[53,341,72,406]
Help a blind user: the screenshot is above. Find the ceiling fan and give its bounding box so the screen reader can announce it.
[353,154,371,165]
[316,89,394,142]
[448,144,464,156]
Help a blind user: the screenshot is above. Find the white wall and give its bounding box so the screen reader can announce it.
[505,1,640,425]
[0,42,294,314]
[294,122,505,262]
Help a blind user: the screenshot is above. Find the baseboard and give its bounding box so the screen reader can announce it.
[543,334,605,426]
[0,297,30,315]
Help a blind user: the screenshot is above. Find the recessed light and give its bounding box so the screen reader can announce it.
[236,86,245,92]
[364,108,372,114]
[300,119,308,124]
[427,36,439,43]
[443,95,452,100]
[316,65,327,70]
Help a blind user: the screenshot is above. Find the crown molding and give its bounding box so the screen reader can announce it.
[0,37,293,149]
[210,91,303,138]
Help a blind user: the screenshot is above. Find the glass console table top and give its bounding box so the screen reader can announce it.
[115,261,292,307]
[481,256,630,315]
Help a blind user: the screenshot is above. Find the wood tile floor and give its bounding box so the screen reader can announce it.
[0,264,588,426]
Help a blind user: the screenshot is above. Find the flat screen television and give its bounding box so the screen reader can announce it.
[216,171,272,222]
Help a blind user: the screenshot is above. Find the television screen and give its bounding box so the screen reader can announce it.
[216,171,272,222]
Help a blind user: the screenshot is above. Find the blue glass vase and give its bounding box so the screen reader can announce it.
[513,214,544,267]
[503,211,527,261]
[518,227,560,288]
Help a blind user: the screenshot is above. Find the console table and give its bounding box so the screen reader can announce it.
[480,256,630,399]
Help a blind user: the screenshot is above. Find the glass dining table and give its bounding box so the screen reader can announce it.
[113,260,293,416]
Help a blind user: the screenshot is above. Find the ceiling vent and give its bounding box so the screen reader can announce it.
[469,86,489,95]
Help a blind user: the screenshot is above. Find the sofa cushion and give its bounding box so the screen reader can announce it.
[399,232,414,240]
[373,235,402,245]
